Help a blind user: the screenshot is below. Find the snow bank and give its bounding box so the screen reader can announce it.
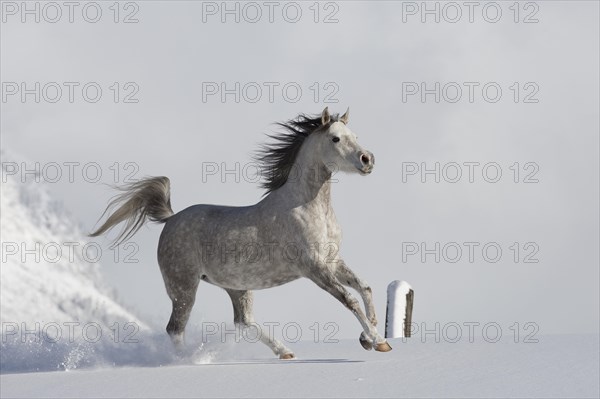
[0,151,152,372]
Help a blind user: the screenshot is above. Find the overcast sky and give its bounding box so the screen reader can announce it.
[1,1,598,339]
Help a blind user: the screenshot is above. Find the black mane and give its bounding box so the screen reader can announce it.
[256,112,339,194]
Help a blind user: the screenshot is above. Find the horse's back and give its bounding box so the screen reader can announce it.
[158,203,256,251]
[156,203,303,290]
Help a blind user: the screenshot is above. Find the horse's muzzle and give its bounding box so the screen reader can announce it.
[359,151,375,174]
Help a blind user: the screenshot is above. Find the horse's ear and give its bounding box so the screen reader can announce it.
[321,107,331,125]
[340,107,350,124]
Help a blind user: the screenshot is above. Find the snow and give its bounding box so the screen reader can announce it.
[385,280,412,338]
[1,152,145,328]
[1,154,599,398]
[1,335,598,398]
[1,152,149,373]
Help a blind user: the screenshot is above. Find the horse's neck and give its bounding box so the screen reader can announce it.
[272,161,332,210]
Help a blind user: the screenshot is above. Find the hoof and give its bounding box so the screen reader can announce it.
[280,353,295,360]
[375,341,392,352]
[359,332,373,351]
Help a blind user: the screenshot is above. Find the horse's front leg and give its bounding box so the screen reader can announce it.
[305,259,391,352]
[334,260,379,351]
[335,260,377,327]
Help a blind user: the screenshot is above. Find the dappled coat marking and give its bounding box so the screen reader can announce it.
[90,108,391,358]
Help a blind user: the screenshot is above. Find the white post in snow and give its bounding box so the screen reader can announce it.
[385,280,414,338]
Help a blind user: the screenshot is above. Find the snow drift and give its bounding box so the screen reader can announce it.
[0,153,161,372]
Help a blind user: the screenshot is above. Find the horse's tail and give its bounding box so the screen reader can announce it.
[89,176,174,246]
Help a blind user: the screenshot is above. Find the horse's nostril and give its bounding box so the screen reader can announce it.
[361,154,370,165]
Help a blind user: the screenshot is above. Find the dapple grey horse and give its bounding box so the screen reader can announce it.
[90,107,391,359]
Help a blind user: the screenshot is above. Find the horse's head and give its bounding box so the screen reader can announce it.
[257,108,375,194]
[316,107,374,176]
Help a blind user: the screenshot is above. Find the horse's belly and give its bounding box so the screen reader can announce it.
[204,263,301,290]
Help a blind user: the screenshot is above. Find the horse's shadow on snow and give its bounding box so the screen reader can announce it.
[196,358,363,366]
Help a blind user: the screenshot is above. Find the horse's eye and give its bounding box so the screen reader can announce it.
[332,137,340,143]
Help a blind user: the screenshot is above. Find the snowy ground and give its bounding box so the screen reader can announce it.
[1,334,598,398]
[1,156,598,398]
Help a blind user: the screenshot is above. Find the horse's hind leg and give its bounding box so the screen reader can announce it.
[226,289,295,360]
[165,273,201,351]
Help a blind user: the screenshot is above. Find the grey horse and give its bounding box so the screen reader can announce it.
[90,107,391,359]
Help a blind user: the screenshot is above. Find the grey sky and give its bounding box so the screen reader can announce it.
[1,1,598,338]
